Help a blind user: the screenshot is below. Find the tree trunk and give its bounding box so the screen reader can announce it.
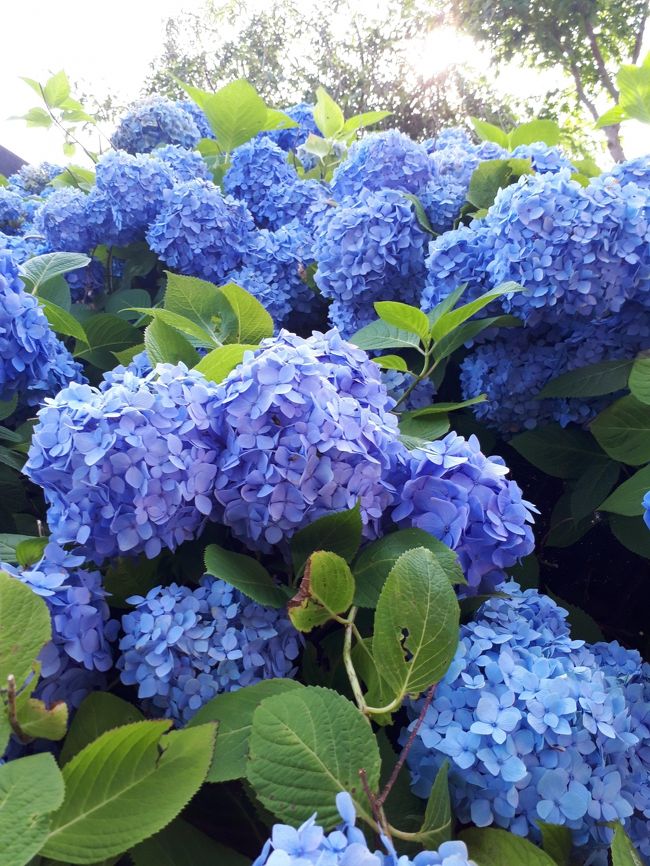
[604,123,626,163]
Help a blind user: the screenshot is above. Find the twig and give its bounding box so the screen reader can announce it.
[6,675,32,745]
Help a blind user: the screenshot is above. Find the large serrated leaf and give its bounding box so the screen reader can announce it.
[460,827,557,865]
[372,548,459,699]
[60,692,145,765]
[538,359,633,398]
[204,544,288,607]
[417,761,452,849]
[247,686,381,828]
[611,822,644,866]
[189,679,304,782]
[42,721,216,863]
[144,317,200,367]
[19,252,90,292]
[0,570,51,689]
[0,753,65,866]
[599,464,650,516]
[215,282,274,344]
[591,395,650,465]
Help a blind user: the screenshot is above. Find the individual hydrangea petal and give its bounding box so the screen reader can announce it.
[118,575,301,724]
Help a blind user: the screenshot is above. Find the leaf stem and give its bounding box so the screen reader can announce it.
[6,674,33,745]
[342,606,369,716]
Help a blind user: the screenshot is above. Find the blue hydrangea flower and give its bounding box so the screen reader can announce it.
[111,96,201,153]
[0,231,49,264]
[254,791,478,865]
[230,221,317,327]
[606,155,650,190]
[175,99,214,139]
[421,224,493,313]
[426,127,474,153]
[391,434,536,594]
[381,369,436,411]
[94,151,174,245]
[1,542,117,711]
[331,131,432,201]
[404,586,647,856]
[223,136,324,230]
[483,170,650,324]
[644,491,650,530]
[460,303,650,433]
[146,178,255,283]
[152,144,212,182]
[511,142,574,174]
[37,187,96,253]
[211,329,404,553]
[118,575,301,724]
[314,188,428,336]
[266,102,320,152]
[8,162,62,196]
[0,250,85,405]
[24,364,224,564]
[0,189,27,234]
[100,349,153,388]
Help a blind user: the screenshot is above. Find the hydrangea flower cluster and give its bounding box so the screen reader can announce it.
[392,434,536,593]
[267,102,319,152]
[118,575,301,724]
[7,161,62,196]
[110,95,201,153]
[314,188,428,335]
[24,363,224,564]
[1,542,117,711]
[421,224,492,312]
[254,792,478,866]
[151,144,213,183]
[0,250,84,404]
[331,130,432,201]
[211,329,404,553]
[511,142,574,174]
[0,188,27,234]
[146,178,255,283]
[460,303,650,432]
[404,586,649,857]
[176,99,214,139]
[37,187,97,253]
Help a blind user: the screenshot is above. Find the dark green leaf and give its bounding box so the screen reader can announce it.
[433,315,521,361]
[189,679,303,783]
[510,425,607,478]
[76,314,141,368]
[538,359,633,398]
[130,818,249,866]
[599,464,650,516]
[538,823,572,866]
[610,514,650,558]
[430,283,522,342]
[291,505,363,576]
[629,353,650,405]
[163,271,222,335]
[466,159,515,210]
[570,461,620,521]
[204,544,288,607]
[399,412,450,443]
[461,827,557,866]
[546,491,594,548]
[591,395,650,465]
[547,592,604,642]
[611,822,644,866]
[130,308,216,346]
[353,528,466,608]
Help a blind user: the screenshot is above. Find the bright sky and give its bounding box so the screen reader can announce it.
[0,0,646,166]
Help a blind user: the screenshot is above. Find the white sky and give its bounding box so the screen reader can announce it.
[0,0,647,166]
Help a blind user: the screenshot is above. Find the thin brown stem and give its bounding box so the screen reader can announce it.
[582,16,618,99]
[6,675,32,745]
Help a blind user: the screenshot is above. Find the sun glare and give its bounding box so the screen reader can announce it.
[407,26,480,78]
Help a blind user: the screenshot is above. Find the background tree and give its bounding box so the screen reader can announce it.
[146,0,518,140]
[449,0,650,160]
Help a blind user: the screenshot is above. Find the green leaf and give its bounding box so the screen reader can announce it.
[537,359,633,398]
[546,491,594,549]
[611,822,644,866]
[76,314,141,368]
[0,570,51,689]
[313,87,345,137]
[0,396,18,422]
[538,823,572,866]
[215,282,274,344]
[373,548,459,700]
[19,106,53,128]
[508,119,561,147]
[599,464,650,516]
[288,551,355,632]
[433,314,521,362]
[372,354,409,372]
[592,395,650,465]
[130,308,217,347]
[409,396,487,417]
[428,283,468,320]
[351,319,422,351]
[0,753,65,866]
[182,79,269,151]
[60,693,145,765]
[44,70,70,107]
[466,159,515,210]
[353,528,466,608]
[13,696,68,741]
[610,513,650,558]
[40,299,87,343]
[204,544,288,608]
[597,104,628,128]
[144,318,200,368]
[130,818,249,866]
[399,412,450,443]
[470,117,509,147]
[106,289,152,321]
[616,63,650,125]
[163,272,222,335]
[461,827,557,866]
[351,639,394,726]
[510,425,607,478]
[0,534,39,563]
[37,274,72,309]
[188,678,303,783]
[341,110,392,137]
[247,686,381,828]
[402,192,436,235]
[15,536,48,567]
[263,108,299,133]
[416,761,452,849]
[430,283,522,342]
[194,344,256,383]
[629,353,650,404]
[42,720,217,863]
[570,461,620,521]
[374,301,430,342]
[291,505,363,576]
[20,252,90,293]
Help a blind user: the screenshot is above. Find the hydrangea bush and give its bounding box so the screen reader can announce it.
[0,70,647,866]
